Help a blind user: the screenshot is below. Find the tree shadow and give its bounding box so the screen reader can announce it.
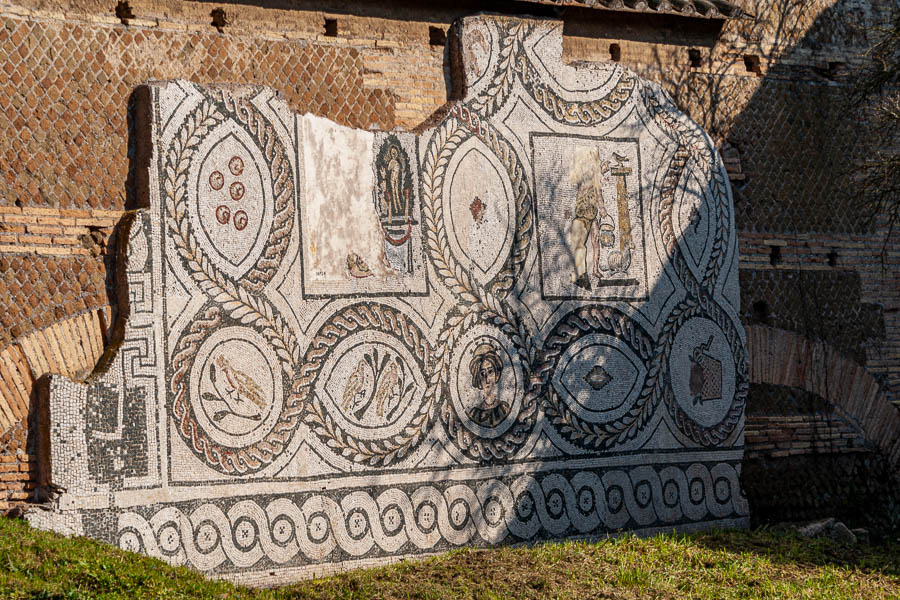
[688,528,900,576]
[643,0,900,537]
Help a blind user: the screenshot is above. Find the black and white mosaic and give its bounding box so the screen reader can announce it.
[28,15,748,585]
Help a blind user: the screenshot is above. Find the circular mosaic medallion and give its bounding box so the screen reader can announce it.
[660,302,748,447]
[668,317,735,428]
[301,303,438,467]
[170,308,304,476]
[317,331,426,441]
[538,305,656,450]
[442,321,537,461]
[188,326,284,449]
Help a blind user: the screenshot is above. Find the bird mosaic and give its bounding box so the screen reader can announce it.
[203,355,268,423]
[339,349,413,424]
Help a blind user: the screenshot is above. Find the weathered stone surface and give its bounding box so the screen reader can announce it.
[26,15,748,584]
[785,517,867,545]
[830,521,857,544]
[797,517,836,539]
[851,527,870,546]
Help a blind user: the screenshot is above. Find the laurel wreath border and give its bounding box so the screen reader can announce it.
[641,81,731,290]
[469,21,636,126]
[219,93,297,292]
[537,305,659,449]
[421,107,540,461]
[300,303,441,467]
[640,80,748,446]
[165,98,305,475]
[161,29,748,471]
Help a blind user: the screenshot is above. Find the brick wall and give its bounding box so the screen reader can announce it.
[0,424,35,510]
[0,0,898,511]
[562,0,900,403]
[745,415,869,459]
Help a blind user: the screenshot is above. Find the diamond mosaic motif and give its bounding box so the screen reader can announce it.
[26,15,748,585]
[584,365,613,391]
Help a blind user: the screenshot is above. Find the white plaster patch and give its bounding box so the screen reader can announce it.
[300,114,384,286]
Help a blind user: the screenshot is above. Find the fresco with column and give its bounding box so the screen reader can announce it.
[27,15,748,584]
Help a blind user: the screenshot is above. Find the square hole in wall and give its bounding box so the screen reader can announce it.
[743,54,762,75]
[115,0,134,22]
[609,43,622,62]
[689,48,702,68]
[752,300,772,325]
[324,18,338,37]
[429,26,447,47]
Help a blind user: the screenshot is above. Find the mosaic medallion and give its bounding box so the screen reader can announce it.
[319,332,426,440]
[33,15,748,584]
[190,327,283,448]
[664,312,746,446]
[540,305,657,450]
[302,303,439,467]
[442,322,537,461]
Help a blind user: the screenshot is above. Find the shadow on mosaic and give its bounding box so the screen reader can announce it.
[26,14,749,586]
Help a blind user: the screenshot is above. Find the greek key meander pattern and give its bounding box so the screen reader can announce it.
[33,16,748,580]
[115,463,747,573]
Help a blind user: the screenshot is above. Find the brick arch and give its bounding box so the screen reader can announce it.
[0,305,111,508]
[0,306,112,435]
[746,325,900,472]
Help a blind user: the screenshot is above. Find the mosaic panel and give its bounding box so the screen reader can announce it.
[28,16,748,584]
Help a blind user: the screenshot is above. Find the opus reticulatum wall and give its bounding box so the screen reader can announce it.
[26,15,748,584]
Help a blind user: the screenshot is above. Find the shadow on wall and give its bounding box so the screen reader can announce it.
[22,15,757,581]
[651,0,900,536]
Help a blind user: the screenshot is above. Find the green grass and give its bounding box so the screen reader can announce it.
[0,516,897,599]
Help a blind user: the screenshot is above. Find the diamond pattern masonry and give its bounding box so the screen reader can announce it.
[27,16,749,585]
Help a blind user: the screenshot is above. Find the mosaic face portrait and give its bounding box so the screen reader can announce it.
[466,342,510,428]
[29,15,748,584]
